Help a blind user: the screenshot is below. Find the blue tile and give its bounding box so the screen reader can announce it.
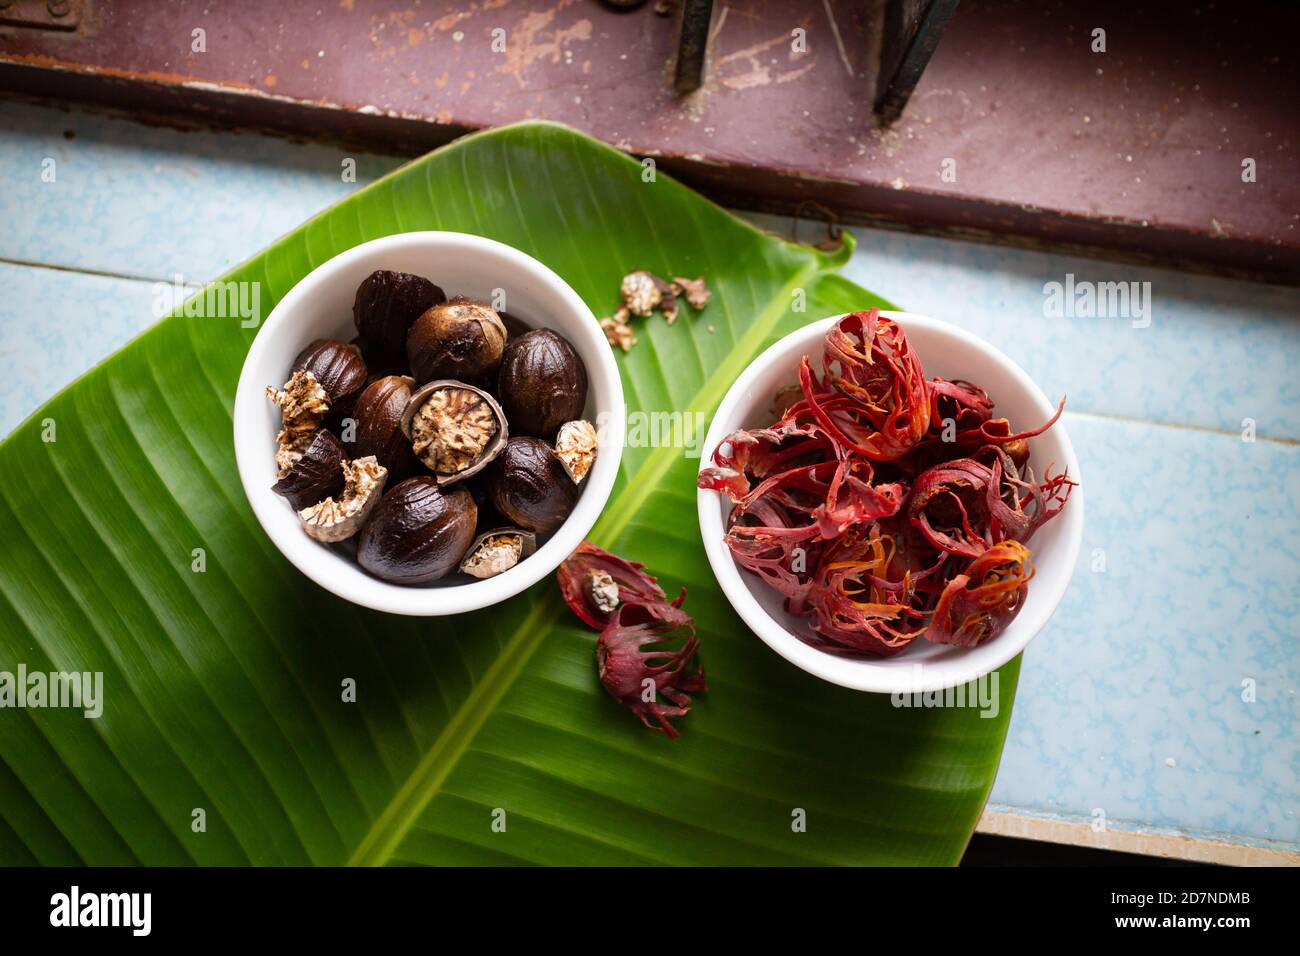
[0,100,402,282]
[990,412,1300,847]
[748,213,1300,441]
[0,265,158,436]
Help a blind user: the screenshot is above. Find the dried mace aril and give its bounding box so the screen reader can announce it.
[400,380,508,484]
[557,543,706,739]
[497,329,588,437]
[356,477,477,584]
[407,296,507,384]
[271,428,345,510]
[597,614,707,739]
[698,308,1076,658]
[352,270,445,370]
[459,527,538,579]
[557,541,692,630]
[925,540,1033,647]
[798,310,931,461]
[486,437,578,534]
[350,374,421,484]
[298,456,388,543]
[291,339,368,417]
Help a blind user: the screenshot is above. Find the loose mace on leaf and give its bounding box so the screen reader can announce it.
[698,308,1076,657]
[558,542,706,738]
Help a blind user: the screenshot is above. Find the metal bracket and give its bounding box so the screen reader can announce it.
[0,0,81,33]
[874,0,958,125]
[673,0,714,94]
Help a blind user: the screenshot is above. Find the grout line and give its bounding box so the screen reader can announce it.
[1065,409,1299,447]
[0,255,178,286]
[1,258,1295,449]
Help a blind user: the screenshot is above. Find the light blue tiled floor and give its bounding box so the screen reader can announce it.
[2,100,1297,853]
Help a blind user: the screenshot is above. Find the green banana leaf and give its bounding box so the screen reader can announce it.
[0,122,1017,866]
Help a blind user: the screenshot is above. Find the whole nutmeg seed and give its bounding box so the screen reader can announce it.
[353,270,445,369]
[350,374,420,483]
[497,329,588,436]
[271,428,345,510]
[357,478,477,584]
[291,339,368,416]
[499,312,532,341]
[407,296,507,384]
[486,436,578,534]
[400,380,508,484]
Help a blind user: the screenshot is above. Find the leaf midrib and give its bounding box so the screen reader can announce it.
[347,260,821,866]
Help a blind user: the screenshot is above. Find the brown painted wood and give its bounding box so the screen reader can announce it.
[1,0,1295,282]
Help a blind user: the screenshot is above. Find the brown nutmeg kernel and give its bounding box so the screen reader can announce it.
[350,374,421,483]
[621,271,662,317]
[352,270,445,369]
[267,369,330,424]
[600,314,636,352]
[486,436,578,534]
[672,276,711,310]
[291,339,368,416]
[554,419,598,484]
[497,329,588,437]
[400,380,508,484]
[1003,438,1031,469]
[298,456,388,543]
[589,569,620,615]
[357,478,477,584]
[267,370,331,477]
[459,527,538,579]
[272,428,346,510]
[407,296,507,384]
[499,311,532,341]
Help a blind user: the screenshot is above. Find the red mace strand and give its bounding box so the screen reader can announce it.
[796,311,932,461]
[925,541,1034,647]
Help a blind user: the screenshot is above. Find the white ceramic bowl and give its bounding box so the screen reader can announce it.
[697,311,1083,694]
[234,232,625,616]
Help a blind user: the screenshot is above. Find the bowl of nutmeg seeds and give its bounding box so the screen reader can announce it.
[234,232,625,616]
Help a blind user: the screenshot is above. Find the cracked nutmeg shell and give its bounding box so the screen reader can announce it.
[352,270,445,369]
[298,456,388,543]
[485,436,578,534]
[554,419,598,484]
[459,527,538,579]
[350,374,421,483]
[400,380,508,485]
[497,329,588,437]
[271,428,346,510]
[356,477,477,584]
[291,339,368,416]
[407,296,507,384]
